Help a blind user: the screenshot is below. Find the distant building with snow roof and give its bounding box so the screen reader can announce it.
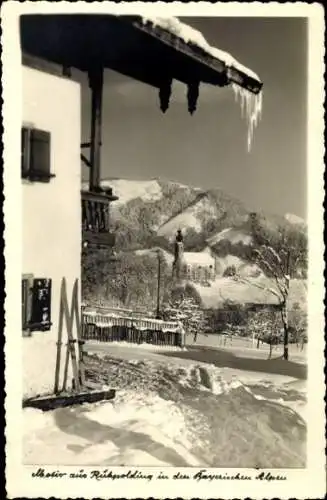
[172,231,215,284]
[184,277,307,312]
[182,251,216,282]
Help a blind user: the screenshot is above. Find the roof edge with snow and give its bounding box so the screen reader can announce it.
[135,15,262,94]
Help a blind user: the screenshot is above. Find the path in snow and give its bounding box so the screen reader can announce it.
[84,340,307,380]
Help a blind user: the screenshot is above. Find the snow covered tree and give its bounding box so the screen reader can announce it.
[238,221,307,360]
[288,302,307,350]
[82,248,173,312]
[247,308,281,359]
[162,285,208,342]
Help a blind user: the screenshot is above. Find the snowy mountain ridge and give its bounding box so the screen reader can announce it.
[82,177,306,260]
[284,213,306,226]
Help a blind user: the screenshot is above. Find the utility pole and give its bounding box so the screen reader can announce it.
[156,250,161,319]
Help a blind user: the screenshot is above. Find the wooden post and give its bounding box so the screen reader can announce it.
[76,287,86,388]
[88,67,104,192]
[156,251,161,319]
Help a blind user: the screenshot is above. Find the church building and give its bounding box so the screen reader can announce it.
[172,230,216,284]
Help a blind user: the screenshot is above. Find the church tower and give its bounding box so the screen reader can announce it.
[172,229,185,281]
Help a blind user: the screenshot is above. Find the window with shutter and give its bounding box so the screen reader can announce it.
[29,278,52,332]
[22,278,29,330]
[22,274,34,336]
[21,127,31,179]
[21,126,54,182]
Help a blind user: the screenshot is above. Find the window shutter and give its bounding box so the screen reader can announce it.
[30,129,51,181]
[30,278,52,331]
[22,279,28,329]
[22,275,34,336]
[21,127,31,178]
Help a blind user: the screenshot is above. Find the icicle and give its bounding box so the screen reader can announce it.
[159,78,173,113]
[232,84,263,152]
[187,82,200,115]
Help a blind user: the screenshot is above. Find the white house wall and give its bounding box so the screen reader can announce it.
[22,66,81,399]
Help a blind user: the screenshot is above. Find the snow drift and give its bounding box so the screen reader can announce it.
[24,354,306,468]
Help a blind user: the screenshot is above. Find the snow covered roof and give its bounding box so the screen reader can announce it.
[21,14,263,150]
[136,15,263,150]
[191,278,307,310]
[183,251,215,267]
[21,14,262,94]
[141,16,261,84]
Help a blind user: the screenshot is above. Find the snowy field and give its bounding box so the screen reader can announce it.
[23,343,306,468]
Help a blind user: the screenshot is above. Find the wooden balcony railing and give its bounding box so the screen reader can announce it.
[81,189,118,248]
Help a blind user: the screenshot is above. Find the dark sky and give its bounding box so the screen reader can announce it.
[80,17,307,218]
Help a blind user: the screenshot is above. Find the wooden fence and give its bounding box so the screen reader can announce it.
[81,309,185,347]
[82,304,155,318]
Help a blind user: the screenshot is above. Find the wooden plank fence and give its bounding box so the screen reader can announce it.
[82,309,185,347]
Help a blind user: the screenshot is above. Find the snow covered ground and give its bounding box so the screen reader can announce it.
[85,340,187,352]
[23,344,306,468]
[185,333,307,365]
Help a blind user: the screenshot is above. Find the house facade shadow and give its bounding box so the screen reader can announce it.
[54,407,192,466]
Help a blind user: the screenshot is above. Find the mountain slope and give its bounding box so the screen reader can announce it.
[97,178,252,250]
[87,178,306,266]
[104,179,163,206]
[207,227,253,247]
